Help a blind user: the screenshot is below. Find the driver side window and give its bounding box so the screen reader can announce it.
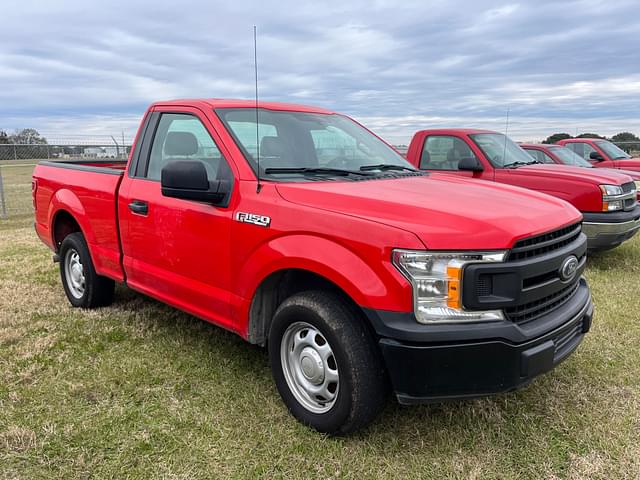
[147,113,232,182]
[568,142,597,161]
[524,148,554,164]
[420,135,477,170]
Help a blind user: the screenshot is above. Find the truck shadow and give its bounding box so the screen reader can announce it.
[112,285,590,451]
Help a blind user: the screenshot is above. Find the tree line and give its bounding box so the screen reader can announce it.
[0,129,47,145]
[543,131,640,150]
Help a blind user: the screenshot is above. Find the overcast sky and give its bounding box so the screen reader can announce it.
[1,0,639,143]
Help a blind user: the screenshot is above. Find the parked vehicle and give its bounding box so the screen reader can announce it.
[34,100,593,434]
[406,129,640,251]
[558,138,640,172]
[520,143,640,198]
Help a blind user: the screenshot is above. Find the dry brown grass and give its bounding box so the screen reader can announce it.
[0,218,639,479]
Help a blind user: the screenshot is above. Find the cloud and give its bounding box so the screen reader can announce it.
[0,0,639,143]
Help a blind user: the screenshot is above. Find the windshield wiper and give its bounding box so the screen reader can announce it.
[504,160,541,168]
[359,164,417,172]
[264,167,373,177]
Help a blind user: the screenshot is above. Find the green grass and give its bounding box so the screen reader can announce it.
[1,218,639,479]
[0,164,35,218]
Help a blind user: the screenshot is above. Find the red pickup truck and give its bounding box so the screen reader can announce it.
[407,129,640,251]
[34,100,593,434]
[558,138,640,172]
[520,143,640,187]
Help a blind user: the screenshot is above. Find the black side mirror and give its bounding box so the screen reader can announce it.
[589,151,604,161]
[458,156,484,172]
[161,161,230,204]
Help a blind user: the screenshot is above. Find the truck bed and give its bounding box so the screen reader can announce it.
[33,160,127,281]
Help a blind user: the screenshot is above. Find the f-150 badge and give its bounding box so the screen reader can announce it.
[235,212,271,227]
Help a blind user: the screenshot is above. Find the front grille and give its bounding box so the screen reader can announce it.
[463,221,587,324]
[476,275,492,297]
[505,281,580,324]
[508,222,582,261]
[621,182,637,211]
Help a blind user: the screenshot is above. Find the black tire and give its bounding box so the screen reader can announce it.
[59,232,115,308]
[268,290,388,435]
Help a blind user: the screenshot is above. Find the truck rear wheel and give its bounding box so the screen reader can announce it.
[59,232,115,308]
[268,291,387,434]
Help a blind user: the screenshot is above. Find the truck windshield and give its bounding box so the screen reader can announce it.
[595,141,631,160]
[215,108,415,180]
[548,146,593,167]
[469,133,537,168]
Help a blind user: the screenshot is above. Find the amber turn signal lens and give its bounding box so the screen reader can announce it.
[446,265,462,309]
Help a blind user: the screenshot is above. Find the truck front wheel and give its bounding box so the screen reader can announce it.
[59,232,115,308]
[268,291,388,434]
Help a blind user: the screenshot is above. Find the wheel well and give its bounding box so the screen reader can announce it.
[248,269,367,346]
[52,210,81,251]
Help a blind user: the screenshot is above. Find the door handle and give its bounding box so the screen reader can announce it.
[128,200,148,215]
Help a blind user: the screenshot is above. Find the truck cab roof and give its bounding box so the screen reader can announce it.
[150,98,335,114]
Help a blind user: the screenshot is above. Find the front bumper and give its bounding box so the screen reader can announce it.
[365,278,593,404]
[583,206,640,250]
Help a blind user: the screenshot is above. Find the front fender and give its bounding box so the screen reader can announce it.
[236,234,412,312]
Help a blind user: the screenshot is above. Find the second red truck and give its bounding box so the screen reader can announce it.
[406,129,640,251]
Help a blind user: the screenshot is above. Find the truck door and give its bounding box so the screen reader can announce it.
[118,107,237,331]
[418,134,494,180]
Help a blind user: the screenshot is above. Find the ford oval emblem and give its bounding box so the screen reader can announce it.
[559,255,579,282]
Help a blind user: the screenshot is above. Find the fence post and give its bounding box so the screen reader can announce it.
[13,144,17,161]
[0,165,7,219]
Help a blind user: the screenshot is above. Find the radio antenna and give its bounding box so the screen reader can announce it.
[253,25,262,193]
[502,106,510,164]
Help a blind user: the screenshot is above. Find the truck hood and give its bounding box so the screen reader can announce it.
[613,158,640,171]
[607,168,640,181]
[518,163,633,185]
[275,175,582,250]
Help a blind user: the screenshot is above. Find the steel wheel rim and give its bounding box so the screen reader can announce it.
[280,321,340,414]
[64,248,85,299]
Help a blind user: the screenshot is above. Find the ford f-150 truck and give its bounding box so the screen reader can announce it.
[558,138,640,172]
[34,100,593,434]
[520,143,640,198]
[407,129,640,251]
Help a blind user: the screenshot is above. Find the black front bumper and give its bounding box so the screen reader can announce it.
[365,278,593,404]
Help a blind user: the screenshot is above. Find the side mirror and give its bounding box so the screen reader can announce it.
[589,151,604,161]
[161,161,230,204]
[458,156,484,172]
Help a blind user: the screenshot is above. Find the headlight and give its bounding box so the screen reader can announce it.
[600,184,625,211]
[635,181,640,191]
[600,184,623,196]
[392,250,506,324]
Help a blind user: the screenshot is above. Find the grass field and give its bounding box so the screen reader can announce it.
[0,163,35,218]
[1,212,640,479]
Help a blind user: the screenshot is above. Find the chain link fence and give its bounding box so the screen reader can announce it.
[0,136,132,219]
